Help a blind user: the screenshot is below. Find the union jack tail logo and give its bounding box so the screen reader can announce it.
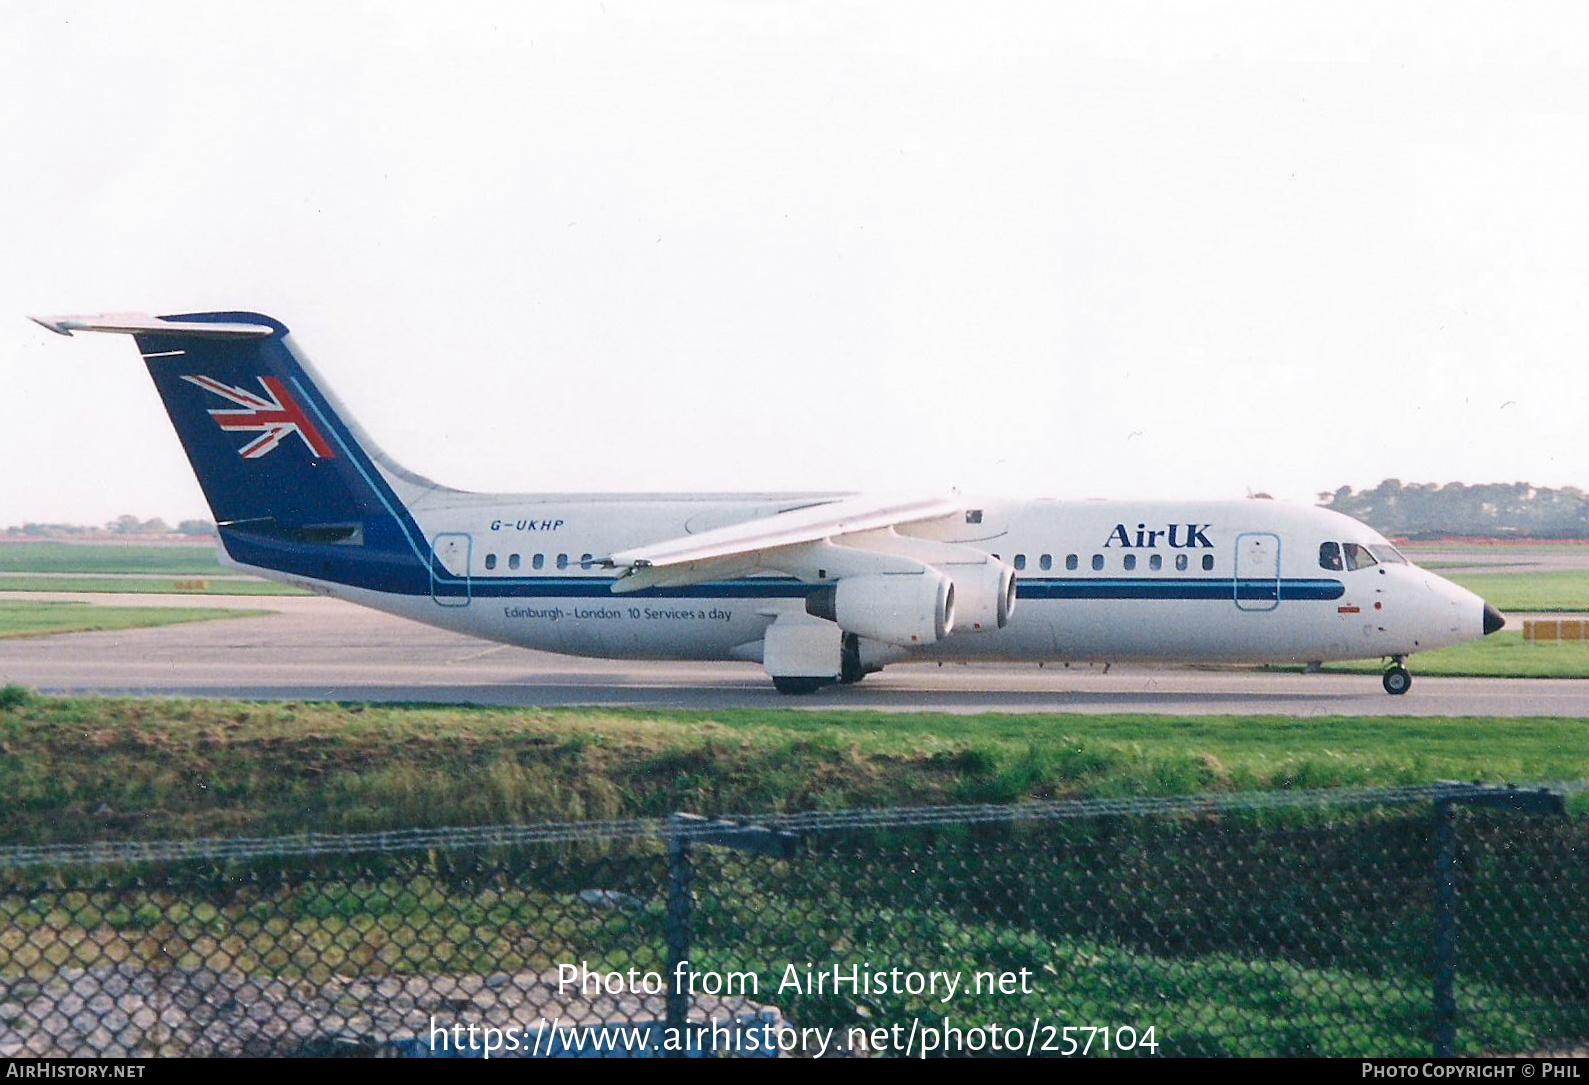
[181,375,337,459]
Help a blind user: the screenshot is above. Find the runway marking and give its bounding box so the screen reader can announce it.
[449,644,513,664]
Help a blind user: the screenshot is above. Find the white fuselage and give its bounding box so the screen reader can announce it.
[233,494,1489,667]
[34,309,1494,685]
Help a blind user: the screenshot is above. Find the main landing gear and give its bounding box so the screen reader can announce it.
[838,633,876,686]
[772,677,829,696]
[772,635,881,694]
[1382,657,1412,696]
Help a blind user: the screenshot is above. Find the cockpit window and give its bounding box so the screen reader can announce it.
[1342,542,1379,571]
[1318,541,1343,571]
[1368,544,1408,565]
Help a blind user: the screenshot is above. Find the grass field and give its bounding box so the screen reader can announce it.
[0,575,303,596]
[0,694,1585,843]
[1445,569,1589,611]
[1401,542,1589,555]
[0,542,304,596]
[0,542,222,575]
[1275,631,1589,679]
[0,601,263,640]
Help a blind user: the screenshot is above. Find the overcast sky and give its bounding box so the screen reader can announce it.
[4,2,1588,524]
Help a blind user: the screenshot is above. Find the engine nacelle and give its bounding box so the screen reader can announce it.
[941,560,1016,633]
[805,572,955,646]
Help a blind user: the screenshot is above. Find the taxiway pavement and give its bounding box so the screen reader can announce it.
[0,592,1582,716]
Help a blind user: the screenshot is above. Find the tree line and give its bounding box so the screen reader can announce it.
[3,515,215,538]
[1318,480,1589,539]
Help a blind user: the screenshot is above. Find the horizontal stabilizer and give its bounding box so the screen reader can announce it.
[29,313,274,339]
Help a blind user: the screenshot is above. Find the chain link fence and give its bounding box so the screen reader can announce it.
[0,783,1583,1058]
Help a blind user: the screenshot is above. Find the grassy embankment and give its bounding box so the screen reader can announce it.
[1,692,1585,842]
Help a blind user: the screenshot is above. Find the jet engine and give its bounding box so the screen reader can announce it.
[941,559,1016,632]
[805,571,955,646]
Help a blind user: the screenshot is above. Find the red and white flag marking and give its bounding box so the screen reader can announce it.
[182,375,336,459]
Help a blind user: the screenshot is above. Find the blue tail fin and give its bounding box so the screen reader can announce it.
[124,311,437,594]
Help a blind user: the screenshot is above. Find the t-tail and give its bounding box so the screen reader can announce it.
[28,312,454,598]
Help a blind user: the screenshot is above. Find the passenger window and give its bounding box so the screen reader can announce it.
[1150,553,1162,571]
[1039,554,1052,571]
[532,554,545,570]
[1176,554,1188,571]
[509,554,521,571]
[484,553,497,571]
[1319,541,1343,571]
[1123,554,1137,571]
[581,553,593,571]
[1014,554,1026,571]
[1091,554,1104,571]
[1202,554,1214,571]
[556,554,569,570]
[1343,543,1379,571]
[1066,554,1079,571]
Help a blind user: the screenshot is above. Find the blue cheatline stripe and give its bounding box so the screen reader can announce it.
[295,575,1344,602]
[1015,577,1344,602]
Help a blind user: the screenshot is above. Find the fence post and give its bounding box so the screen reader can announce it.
[663,813,801,1057]
[665,815,694,1057]
[1429,783,1565,1058]
[1432,795,1458,1058]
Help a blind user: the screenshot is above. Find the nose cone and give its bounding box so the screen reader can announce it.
[1483,602,1506,636]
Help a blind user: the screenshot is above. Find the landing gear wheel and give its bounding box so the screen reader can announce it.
[839,633,867,685]
[1382,665,1412,696]
[772,677,827,696]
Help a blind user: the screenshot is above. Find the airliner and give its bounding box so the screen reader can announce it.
[30,311,1504,696]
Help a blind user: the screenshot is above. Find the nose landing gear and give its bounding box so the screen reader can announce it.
[1382,657,1412,696]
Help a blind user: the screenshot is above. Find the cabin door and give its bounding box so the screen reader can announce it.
[430,532,473,607]
[1233,532,1281,612]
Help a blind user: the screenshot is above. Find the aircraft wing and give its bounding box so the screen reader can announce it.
[604,494,964,593]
